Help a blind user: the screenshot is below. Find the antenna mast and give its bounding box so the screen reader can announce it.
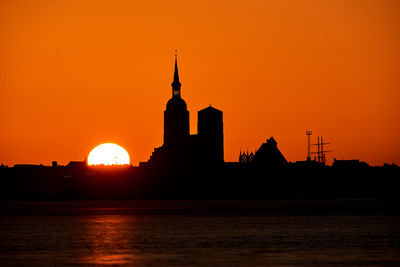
[306,131,312,160]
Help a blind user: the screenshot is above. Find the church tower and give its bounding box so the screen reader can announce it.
[198,106,224,163]
[163,55,190,148]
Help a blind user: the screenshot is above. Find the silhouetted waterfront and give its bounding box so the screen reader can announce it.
[1,57,399,201]
[0,201,400,266]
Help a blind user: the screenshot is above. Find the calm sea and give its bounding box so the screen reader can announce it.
[0,201,399,266]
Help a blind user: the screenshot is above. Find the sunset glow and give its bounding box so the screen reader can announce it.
[0,0,399,166]
[87,143,130,166]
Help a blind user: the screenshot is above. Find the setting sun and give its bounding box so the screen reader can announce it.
[87,143,130,166]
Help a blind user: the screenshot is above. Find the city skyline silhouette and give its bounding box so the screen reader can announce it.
[1,2,400,266]
[1,1,400,167]
[1,57,398,201]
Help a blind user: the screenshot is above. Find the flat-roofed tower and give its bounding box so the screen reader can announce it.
[198,106,224,163]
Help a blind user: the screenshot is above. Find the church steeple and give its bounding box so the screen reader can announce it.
[164,53,189,147]
[171,54,181,98]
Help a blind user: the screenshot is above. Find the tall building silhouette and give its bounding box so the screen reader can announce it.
[143,56,224,167]
[164,57,189,148]
[198,106,224,163]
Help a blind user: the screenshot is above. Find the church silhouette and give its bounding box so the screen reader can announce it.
[141,56,224,168]
[141,56,287,169]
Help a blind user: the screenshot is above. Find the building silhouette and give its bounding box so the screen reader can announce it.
[164,57,189,148]
[143,56,224,167]
[239,137,287,167]
[198,106,224,163]
[254,137,287,167]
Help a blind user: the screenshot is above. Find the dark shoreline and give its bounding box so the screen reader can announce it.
[2,165,400,201]
[1,199,399,216]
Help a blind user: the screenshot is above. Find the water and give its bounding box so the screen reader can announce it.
[0,202,400,266]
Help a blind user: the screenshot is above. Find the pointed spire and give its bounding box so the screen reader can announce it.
[171,50,181,97]
[173,54,180,84]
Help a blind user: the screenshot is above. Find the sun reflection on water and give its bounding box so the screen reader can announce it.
[75,215,141,265]
[79,254,140,265]
[1,212,400,266]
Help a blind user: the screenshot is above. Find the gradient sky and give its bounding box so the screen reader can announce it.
[1,0,399,166]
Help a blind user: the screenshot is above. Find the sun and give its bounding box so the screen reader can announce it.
[88,143,130,166]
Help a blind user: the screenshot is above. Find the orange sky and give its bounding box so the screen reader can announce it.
[1,0,399,166]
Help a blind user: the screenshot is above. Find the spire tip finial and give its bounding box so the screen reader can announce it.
[171,50,181,97]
